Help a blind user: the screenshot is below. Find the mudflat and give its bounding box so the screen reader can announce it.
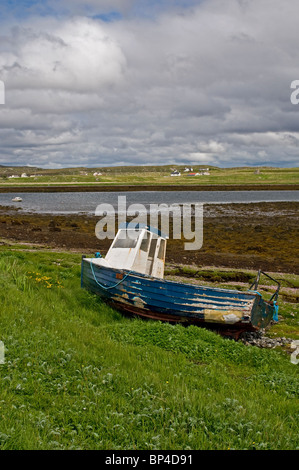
[1,201,298,274]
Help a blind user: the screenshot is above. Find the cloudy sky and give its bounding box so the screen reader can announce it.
[0,0,298,168]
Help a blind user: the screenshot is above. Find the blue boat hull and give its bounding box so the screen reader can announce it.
[81,258,277,335]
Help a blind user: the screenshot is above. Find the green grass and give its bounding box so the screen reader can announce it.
[0,165,298,186]
[0,248,298,450]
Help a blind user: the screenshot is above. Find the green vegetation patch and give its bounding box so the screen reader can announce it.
[0,165,299,186]
[0,248,298,450]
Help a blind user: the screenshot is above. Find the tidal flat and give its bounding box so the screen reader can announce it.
[1,201,298,274]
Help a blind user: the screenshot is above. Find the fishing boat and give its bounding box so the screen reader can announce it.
[81,223,280,337]
[12,197,22,202]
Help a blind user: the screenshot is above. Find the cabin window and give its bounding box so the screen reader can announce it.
[157,239,166,260]
[140,233,151,252]
[113,230,140,249]
[148,237,158,258]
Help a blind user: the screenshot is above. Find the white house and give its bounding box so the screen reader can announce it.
[197,169,210,176]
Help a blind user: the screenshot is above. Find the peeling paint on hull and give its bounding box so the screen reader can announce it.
[81,258,277,334]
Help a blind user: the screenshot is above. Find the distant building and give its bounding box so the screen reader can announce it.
[170,170,181,176]
[197,169,210,175]
[21,173,28,178]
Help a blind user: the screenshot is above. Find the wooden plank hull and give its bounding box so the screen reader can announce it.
[81,258,277,334]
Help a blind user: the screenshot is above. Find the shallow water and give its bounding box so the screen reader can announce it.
[1,190,298,214]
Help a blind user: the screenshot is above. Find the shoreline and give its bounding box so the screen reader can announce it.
[0,183,299,192]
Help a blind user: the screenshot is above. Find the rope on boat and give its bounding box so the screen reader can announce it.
[273,300,279,322]
[90,260,133,290]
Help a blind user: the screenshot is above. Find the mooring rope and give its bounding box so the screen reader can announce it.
[90,260,133,290]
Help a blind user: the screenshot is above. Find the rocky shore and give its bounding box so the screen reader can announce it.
[240,330,293,348]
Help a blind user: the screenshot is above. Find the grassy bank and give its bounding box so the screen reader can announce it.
[0,247,298,450]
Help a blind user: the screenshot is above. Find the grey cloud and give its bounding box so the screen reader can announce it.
[0,0,299,168]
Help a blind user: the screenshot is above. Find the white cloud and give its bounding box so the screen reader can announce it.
[0,18,126,93]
